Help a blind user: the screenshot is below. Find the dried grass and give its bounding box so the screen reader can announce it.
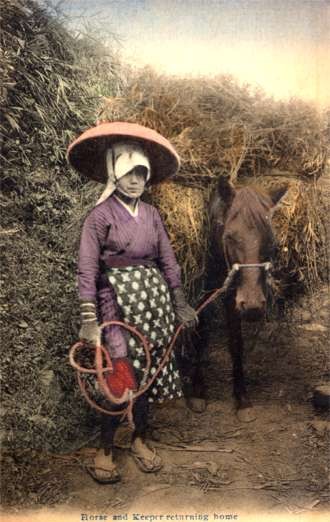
[150,182,210,295]
[244,176,328,293]
[99,70,328,184]
[147,175,328,298]
[99,70,329,293]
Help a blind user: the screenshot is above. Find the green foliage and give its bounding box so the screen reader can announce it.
[0,0,122,188]
[0,0,121,455]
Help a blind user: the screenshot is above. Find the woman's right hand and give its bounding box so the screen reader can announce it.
[79,301,101,346]
[79,320,101,346]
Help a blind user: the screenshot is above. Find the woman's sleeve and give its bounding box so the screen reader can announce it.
[78,208,127,357]
[78,210,103,302]
[154,209,182,289]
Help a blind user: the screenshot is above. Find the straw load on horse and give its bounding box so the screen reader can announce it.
[96,71,328,302]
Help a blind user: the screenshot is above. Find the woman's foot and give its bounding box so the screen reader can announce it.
[86,449,121,484]
[130,437,163,473]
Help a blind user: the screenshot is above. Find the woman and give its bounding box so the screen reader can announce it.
[67,122,197,484]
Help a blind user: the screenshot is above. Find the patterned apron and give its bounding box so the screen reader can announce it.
[106,265,182,403]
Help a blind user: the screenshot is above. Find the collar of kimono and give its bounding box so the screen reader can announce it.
[113,193,139,218]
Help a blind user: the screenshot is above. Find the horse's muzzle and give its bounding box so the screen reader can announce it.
[236,287,267,320]
[239,307,265,322]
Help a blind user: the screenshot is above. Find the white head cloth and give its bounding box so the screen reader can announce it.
[95,142,151,206]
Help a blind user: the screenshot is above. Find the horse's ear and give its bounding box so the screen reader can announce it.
[217,176,235,205]
[268,184,289,208]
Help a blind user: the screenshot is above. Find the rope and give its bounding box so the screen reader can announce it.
[69,265,239,420]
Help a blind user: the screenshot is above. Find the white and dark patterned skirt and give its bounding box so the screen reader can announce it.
[106,265,182,403]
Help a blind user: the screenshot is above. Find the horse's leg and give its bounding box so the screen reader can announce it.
[176,314,209,413]
[226,298,256,422]
[189,311,209,412]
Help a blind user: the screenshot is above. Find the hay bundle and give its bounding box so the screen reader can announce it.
[150,182,209,295]
[99,70,328,183]
[246,175,328,292]
[99,70,328,294]
[148,176,327,298]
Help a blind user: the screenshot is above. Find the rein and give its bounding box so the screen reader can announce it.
[69,265,239,425]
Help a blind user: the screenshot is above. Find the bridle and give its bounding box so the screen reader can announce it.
[229,261,274,289]
[231,262,272,272]
[222,226,274,285]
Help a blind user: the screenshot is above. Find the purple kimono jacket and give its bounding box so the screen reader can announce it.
[78,196,181,357]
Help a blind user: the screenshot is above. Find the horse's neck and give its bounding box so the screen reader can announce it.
[205,195,228,291]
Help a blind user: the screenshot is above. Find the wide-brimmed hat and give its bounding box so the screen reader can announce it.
[67,121,180,184]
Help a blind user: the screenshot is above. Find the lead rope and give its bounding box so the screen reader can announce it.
[69,264,240,423]
[125,390,134,428]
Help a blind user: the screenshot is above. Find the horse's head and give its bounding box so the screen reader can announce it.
[212,177,288,321]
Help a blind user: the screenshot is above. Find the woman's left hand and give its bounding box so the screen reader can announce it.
[172,287,198,328]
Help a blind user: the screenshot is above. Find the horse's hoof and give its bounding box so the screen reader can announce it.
[237,407,256,423]
[186,397,207,413]
[313,385,330,410]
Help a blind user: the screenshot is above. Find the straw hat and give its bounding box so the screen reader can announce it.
[67,121,180,184]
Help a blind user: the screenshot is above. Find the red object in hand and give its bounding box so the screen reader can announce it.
[105,358,137,398]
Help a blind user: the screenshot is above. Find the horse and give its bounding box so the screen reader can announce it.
[180,176,288,422]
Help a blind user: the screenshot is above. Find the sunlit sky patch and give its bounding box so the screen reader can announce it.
[48,0,329,107]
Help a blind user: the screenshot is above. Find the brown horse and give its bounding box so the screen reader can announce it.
[185,177,288,421]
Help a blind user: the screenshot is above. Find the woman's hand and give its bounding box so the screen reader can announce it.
[172,287,198,328]
[79,301,101,346]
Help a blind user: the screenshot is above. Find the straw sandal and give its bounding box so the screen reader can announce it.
[130,445,163,473]
[85,463,121,485]
[83,453,121,485]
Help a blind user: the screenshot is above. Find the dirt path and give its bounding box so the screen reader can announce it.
[2,287,329,521]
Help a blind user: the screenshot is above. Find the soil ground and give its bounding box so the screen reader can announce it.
[1,286,329,522]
